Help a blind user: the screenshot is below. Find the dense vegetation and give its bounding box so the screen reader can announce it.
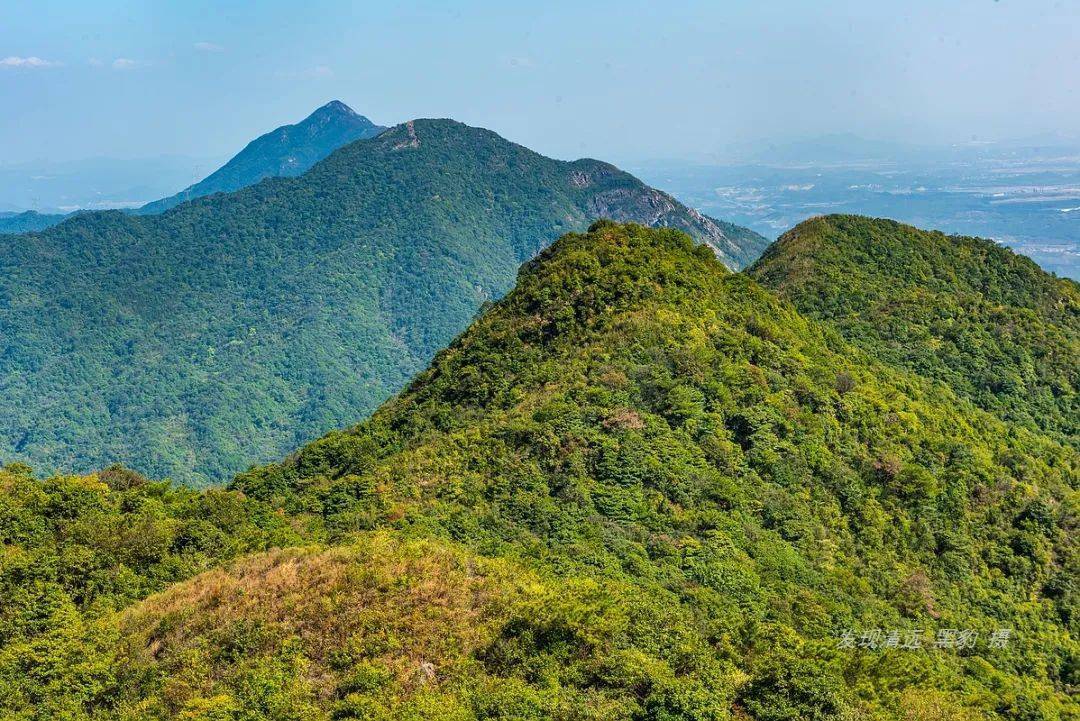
[3,223,1074,719]
[0,122,768,484]
[138,101,386,215]
[749,215,1079,444]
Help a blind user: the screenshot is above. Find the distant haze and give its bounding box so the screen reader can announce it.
[1,1,1078,165]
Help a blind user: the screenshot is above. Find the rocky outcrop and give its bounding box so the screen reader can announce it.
[392,120,421,151]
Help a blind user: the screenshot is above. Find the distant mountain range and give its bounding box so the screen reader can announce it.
[0,101,384,232]
[0,116,768,484]
[0,210,67,233]
[138,100,386,214]
[0,154,213,230]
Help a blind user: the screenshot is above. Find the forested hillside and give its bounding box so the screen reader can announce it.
[3,223,1073,720]
[749,215,1079,443]
[0,122,768,484]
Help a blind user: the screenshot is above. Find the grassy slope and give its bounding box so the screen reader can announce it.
[748,214,1080,444]
[0,121,767,485]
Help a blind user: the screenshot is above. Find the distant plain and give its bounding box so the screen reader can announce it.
[634,141,1080,280]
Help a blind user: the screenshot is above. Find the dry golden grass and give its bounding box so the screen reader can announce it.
[117,533,540,708]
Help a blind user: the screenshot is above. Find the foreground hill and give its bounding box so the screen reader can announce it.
[138,100,386,214]
[0,122,768,484]
[4,224,1070,719]
[748,215,1079,443]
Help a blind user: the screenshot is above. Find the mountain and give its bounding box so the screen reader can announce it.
[0,120,769,484]
[748,215,1079,444]
[2,223,1074,719]
[138,101,386,214]
[0,210,68,234]
[0,102,380,230]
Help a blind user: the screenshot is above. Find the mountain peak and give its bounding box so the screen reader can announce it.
[321,99,354,113]
[312,99,366,121]
[757,214,1068,305]
[139,102,386,214]
[328,118,767,268]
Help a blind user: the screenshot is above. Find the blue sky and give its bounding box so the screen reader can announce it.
[1,0,1077,164]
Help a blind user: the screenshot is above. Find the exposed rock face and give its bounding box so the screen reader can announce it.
[392,120,421,150]
[583,180,757,267]
[568,170,591,188]
[373,122,768,269]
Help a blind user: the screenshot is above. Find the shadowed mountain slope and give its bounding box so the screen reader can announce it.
[0,121,767,484]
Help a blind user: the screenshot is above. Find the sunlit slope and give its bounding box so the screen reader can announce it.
[228,222,1077,719]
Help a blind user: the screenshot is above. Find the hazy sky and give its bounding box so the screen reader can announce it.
[2,0,1078,164]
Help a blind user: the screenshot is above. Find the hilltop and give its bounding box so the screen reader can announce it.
[0,210,69,234]
[749,214,1079,442]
